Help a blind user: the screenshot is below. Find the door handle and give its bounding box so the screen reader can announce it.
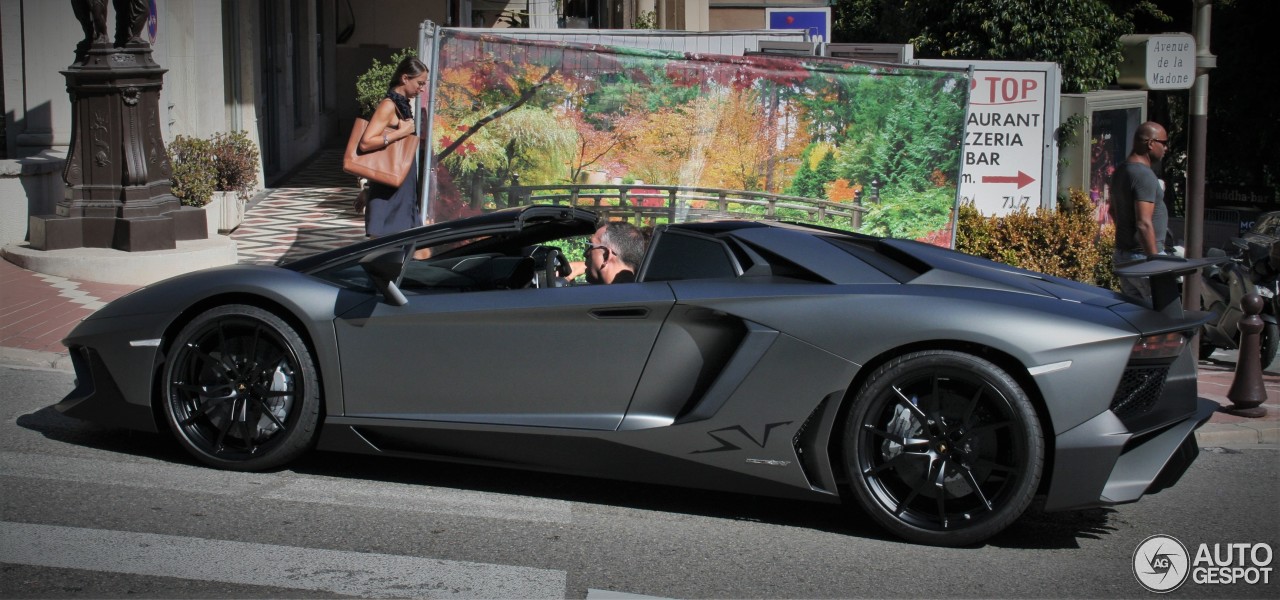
[589,307,650,319]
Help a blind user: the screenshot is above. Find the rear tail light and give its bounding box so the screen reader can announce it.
[1130,332,1187,360]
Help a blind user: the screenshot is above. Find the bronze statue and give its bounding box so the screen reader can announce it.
[114,0,150,47]
[70,0,109,61]
[71,0,151,60]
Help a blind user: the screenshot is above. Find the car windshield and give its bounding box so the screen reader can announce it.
[311,227,597,293]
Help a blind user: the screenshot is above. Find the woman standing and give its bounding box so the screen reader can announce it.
[359,56,429,237]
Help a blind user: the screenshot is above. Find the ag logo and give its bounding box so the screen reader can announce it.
[1133,534,1190,593]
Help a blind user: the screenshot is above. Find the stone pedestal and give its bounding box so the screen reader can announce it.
[29,12,206,252]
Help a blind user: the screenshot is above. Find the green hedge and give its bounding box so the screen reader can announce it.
[956,189,1117,290]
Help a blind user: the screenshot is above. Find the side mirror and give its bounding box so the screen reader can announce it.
[360,247,409,306]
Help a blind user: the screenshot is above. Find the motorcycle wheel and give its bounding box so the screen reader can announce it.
[1261,322,1279,370]
[1199,340,1218,361]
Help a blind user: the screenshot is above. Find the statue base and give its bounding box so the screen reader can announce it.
[3,235,238,286]
[30,207,208,252]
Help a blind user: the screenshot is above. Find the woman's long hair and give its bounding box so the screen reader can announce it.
[387,56,429,92]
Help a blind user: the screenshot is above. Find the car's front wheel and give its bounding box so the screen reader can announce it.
[842,350,1043,546]
[162,304,320,470]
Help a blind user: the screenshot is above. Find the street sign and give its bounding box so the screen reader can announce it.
[1119,34,1196,90]
[960,70,1048,214]
[918,60,1060,216]
[765,8,830,43]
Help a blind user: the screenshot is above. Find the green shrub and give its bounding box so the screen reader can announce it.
[860,186,956,240]
[633,10,657,29]
[956,188,1117,290]
[356,49,416,117]
[211,131,261,202]
[167,135,217,207]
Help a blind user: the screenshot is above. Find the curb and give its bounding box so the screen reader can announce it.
[1195,422,1280,446]
[0,347,73,372]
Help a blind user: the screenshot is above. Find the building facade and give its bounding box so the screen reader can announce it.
[0,0,806,245]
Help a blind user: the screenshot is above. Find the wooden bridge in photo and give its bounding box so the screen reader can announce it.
[488,183,869,230]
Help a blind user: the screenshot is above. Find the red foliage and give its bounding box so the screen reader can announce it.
[662,53,811,92]
[629,187,664,208]
[915,227,953,248]
[428,164,481,223]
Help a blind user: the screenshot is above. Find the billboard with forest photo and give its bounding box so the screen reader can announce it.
[423,29,969,246]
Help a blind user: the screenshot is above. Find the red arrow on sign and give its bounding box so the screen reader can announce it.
[981,171,1035,189]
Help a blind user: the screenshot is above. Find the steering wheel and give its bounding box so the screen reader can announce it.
[542,248,567,287]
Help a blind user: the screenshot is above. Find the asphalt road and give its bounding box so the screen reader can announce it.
[2,364,1277,599]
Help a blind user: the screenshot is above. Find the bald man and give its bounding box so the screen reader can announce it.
[1110,121,1170,306]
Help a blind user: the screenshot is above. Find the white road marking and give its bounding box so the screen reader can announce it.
[0,521,566,599]
[0,451,573,523]
[586,589,673,599]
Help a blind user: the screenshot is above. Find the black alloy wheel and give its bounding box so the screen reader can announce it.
[843,350,1043,546]
[162,304,320,470]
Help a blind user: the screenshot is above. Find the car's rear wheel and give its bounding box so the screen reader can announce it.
[842,350,1043,546]
[162,304,320,470]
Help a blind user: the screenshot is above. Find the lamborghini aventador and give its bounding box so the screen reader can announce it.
[56,205,1217,546]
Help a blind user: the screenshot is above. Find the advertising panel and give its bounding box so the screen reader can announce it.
[423,29,969,245]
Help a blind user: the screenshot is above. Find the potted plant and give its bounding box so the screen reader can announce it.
[209,131,261,232]
[167,131,261,234]
[168,134,216,208]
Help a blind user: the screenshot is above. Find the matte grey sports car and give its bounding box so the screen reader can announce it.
[56,205,1217,546]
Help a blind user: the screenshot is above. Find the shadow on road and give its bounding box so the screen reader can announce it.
[20,401,1121,550]
[16,405,188,466]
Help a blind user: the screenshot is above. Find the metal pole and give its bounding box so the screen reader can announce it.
[1184,0,1216,313]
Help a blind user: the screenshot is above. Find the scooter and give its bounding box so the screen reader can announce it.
[1199,237,1279,367]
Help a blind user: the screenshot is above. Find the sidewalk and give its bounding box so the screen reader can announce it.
[1,149,1276,445]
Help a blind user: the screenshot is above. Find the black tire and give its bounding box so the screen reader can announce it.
[162,304,321,470]
[842,350,1043,547]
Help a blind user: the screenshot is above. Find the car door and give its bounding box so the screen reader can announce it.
[335,281,675,430]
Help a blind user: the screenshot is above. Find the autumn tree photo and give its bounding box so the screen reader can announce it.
[427,30,968,243]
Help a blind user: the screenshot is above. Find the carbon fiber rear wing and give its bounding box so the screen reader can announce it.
[1114,255,1229,317]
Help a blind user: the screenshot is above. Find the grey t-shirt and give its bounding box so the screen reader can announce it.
[1110,161,1168,254]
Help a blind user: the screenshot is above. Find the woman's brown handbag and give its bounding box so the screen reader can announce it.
[342,117,418,188]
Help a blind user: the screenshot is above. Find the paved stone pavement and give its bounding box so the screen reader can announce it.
[0,148,1276,445]
[232,148,366,265]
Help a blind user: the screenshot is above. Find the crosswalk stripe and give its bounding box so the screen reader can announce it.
[0,521,566,599]
[0,451,573,524]
[586,589,672,599]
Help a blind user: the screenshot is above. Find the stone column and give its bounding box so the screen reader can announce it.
[29,0,206,252]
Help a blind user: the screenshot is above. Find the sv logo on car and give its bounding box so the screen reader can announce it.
[691,422,792,454]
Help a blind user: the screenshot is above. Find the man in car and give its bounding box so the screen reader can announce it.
[583,221,646,284]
